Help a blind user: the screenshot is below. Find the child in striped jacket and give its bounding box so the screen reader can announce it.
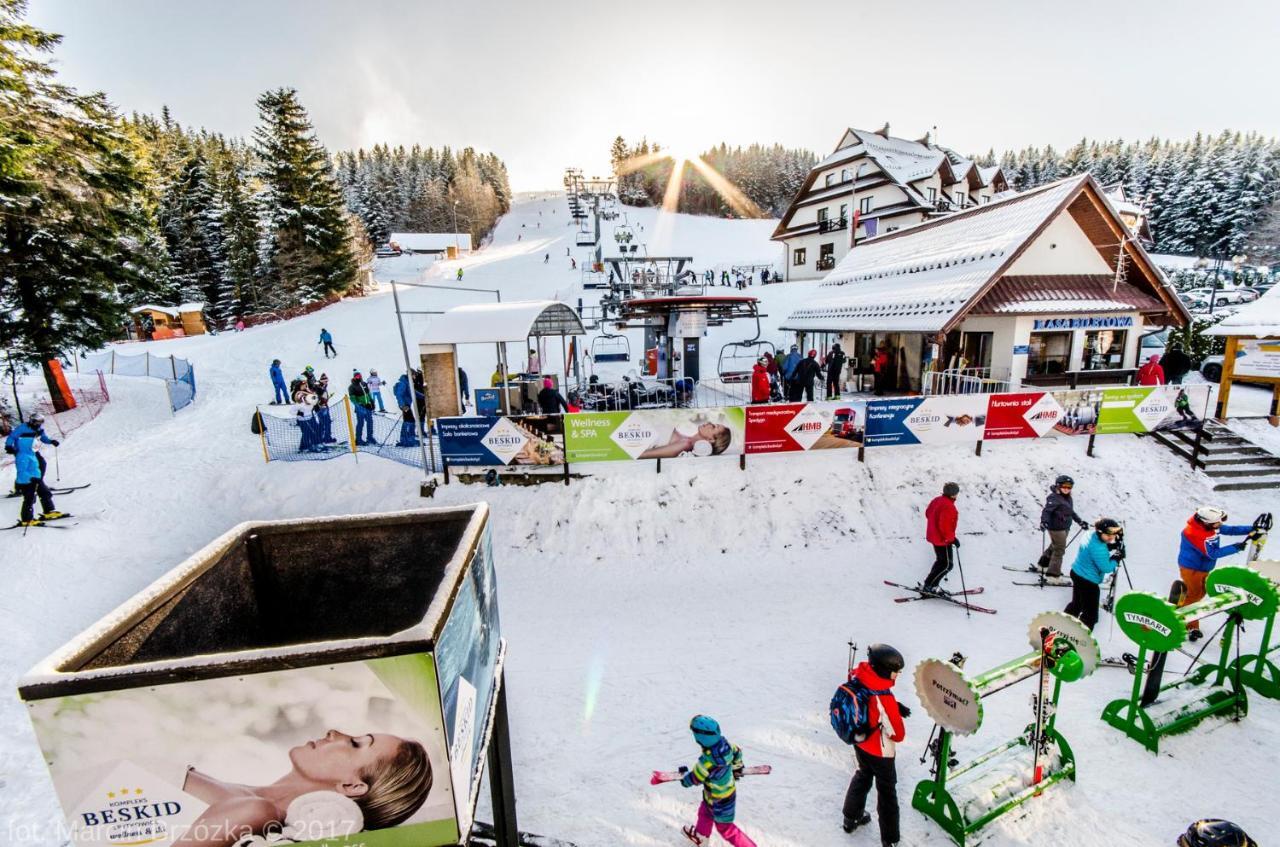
[680,715,758,847]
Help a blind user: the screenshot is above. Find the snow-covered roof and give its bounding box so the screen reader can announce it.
[129,304,179,317]
[978,165,1002,186]
[1149,253,1203,271]
[390,232,472,252]
[419,300,586,346]
[783,176,1086,333]
[853,129,948,184]
[1206,287,1280,336]
[177,302,206,313]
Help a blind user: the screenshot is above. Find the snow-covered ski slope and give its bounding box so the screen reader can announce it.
[3,193,1279,846]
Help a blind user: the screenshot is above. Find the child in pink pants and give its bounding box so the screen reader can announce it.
[680,715,758,847]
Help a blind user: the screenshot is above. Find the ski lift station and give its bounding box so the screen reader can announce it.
[613,294,763,384]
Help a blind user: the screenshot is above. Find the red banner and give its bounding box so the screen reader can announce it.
[983,392,1063,440]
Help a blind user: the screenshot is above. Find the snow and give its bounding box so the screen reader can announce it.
[1206,286,1280,336]
[128,303,179,317]
[390,232,473,252]
[3,192,1280,847]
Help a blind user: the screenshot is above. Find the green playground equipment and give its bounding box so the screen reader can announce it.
[912,612,1097,846]
[1101,565,1278,753]
[1233,558,1280,700]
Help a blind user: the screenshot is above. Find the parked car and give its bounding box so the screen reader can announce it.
[1182,286,1255,305]
[1200,355,1224,382]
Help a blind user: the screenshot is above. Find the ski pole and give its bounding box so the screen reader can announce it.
[54,443,60,482]
[847,639,857,676]
[953,546,971,619]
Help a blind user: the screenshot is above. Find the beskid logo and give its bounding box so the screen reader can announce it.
[616,428,654,441]
[909,415,942,424]
[485,435,524,446]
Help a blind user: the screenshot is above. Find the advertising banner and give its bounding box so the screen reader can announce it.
[28,658,461,847]
[436,531,501,831]
[744,401,866,453]
[1232,338,1280,379]
[984,392,1064,440]
[436,415,564,466]
[865,395,989,447]
[1096,385,1209,434]
[563,408,745,462]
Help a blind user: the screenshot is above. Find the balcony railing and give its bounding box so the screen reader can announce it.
[815,255,836,271]
[817,216,848,233]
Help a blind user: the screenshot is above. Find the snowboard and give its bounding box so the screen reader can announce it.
[1141,579,1187,706]
[883,581,996,614]
[650,765,771,785]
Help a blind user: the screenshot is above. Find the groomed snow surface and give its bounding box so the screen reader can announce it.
[2,194,1279,847]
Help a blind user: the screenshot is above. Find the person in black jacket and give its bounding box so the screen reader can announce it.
[790,349,822,402]
[1161,344,1192,384]
[1038,474,1089,577]
[824,344,848,400]
[536,377,569,414]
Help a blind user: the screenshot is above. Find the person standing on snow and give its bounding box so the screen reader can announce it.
[871,345,890,396]
[790,349,822,402]
[315,374,335,444]
[1161,344,1192,385]
[824,343,847,400]
[4,412,62,526]
[393,374,421,446]
[318,328,336,359]
[1063,518,1124,630]
[920,482,960,592]
[1137,355,1165,386]
[1038,475,1089,578]
[536,377,570,414]
[750,358,770,404]
[780,345,802,399]
[348,371,376,446]
[366,369,386,412]
[678,716,758,847]
[269,359,288,405]
[1176,507,1259,641]
[842,644,908,847]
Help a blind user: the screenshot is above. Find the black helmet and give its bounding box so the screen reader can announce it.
[1055,474,1074,487]
[1177,819,1257,847]
[1096,518,1123,535]
[868,643,904,678]
[943,481,960,497]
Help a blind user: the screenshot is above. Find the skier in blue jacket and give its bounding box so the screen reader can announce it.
[780,345,802,398]
[4,413,63,526]
[1064,518,1123,630]
[393,374,419,446]
[1177,506,1258,640]
[319,328,336,359]
[269,359,288,404]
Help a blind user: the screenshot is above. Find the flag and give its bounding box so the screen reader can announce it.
[863,216,878,238]
[850,209,860,249]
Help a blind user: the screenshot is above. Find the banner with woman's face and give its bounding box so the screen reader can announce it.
[29,657,461,847]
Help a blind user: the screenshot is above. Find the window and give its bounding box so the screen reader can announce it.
[825,173,835,187]
[1082,329,1127,370]
[817,243,836,270]
[793,247,807,266]
[817,207,829,223]
[1028,332,1072,376]
[839,203,848,222]
[953,192,965,208]
[982,195,991,204]
[927,187,937,202]
[841,168,851,182]
[859,197,873,214]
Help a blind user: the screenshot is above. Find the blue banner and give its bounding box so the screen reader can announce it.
[474,388,501,417]
[864,398,924,446]
[436,417,505,465]
[436,415,566,466]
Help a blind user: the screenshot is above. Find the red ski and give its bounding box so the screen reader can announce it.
[650,765,771,785]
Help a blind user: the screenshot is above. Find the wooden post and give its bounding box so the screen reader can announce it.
[256,410,270,463]
[656,458,662,474]
[1086,432,1097,458]
[1190,425,1204,470]
[343,396,358,454]
[857,445,866,463]
[1215,336,1239,421]
[739,454,746,471]
[442,459,450,485]
[486,675,520,847]
[975,440,983,457]
[1269,383,1280,428]
[563,459,570,486]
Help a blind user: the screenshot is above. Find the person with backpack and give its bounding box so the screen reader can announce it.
[1064,518,1125,630]
[824,343,847,400]
[348,371,375,446]
[837,644,908,846]
[678,715,758,847]
[921,482,960,592]
[1038,474,1090,578]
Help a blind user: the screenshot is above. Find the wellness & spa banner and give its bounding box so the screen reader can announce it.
[563,408,745,462]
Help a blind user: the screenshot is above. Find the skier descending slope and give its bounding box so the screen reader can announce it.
[677,716,758,847]
[4,412,64,526]
[1038,475,1089,577]
[841,644,907,847]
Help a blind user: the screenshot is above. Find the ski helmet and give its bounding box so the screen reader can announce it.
[1195,506,1228,526]
[689,715,722,747]
[1177,819,1257,847]
[943,481,960,497]
[27,412,45,426]
[868,643,905,678]
[1095,518,1123,535]
[1055,474,1074,487]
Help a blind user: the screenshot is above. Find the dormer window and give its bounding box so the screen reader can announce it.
[825,173,835,187]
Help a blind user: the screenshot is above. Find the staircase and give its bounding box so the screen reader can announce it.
[1147,420,1280,492]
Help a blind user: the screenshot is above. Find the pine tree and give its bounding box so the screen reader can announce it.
[0,0,149,409]
[252,87,357,306]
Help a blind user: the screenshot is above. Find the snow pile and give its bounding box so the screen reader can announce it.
[1,194,1278,847]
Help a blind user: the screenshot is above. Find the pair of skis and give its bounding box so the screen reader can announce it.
[1003,565,1072,588]
[883,580,996,614]
[649,765,772,785]
[1,512,79,531]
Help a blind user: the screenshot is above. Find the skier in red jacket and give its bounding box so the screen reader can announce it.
[921,482,960,592]
[842,644,908,847]
[750,359,770,404]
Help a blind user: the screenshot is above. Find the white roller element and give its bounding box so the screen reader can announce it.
[1028,611,1101,677]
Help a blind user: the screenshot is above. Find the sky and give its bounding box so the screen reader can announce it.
[26,0,1280,192]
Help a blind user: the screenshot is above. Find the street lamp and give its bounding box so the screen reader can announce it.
[452,200,460,254]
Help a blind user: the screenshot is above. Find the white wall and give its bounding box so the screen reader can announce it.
[1005,211,1112,276]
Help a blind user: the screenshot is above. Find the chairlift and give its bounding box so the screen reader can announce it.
[717,340,776,383]
[591,333,632,363]
[614,225,635,245]
[576,228,598,247]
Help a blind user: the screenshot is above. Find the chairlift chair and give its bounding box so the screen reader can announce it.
[717,339,777,383]
[591,333,632,363]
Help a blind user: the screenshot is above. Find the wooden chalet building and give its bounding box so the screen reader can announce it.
[781,174,1191,393]
[772,124,1010,281]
